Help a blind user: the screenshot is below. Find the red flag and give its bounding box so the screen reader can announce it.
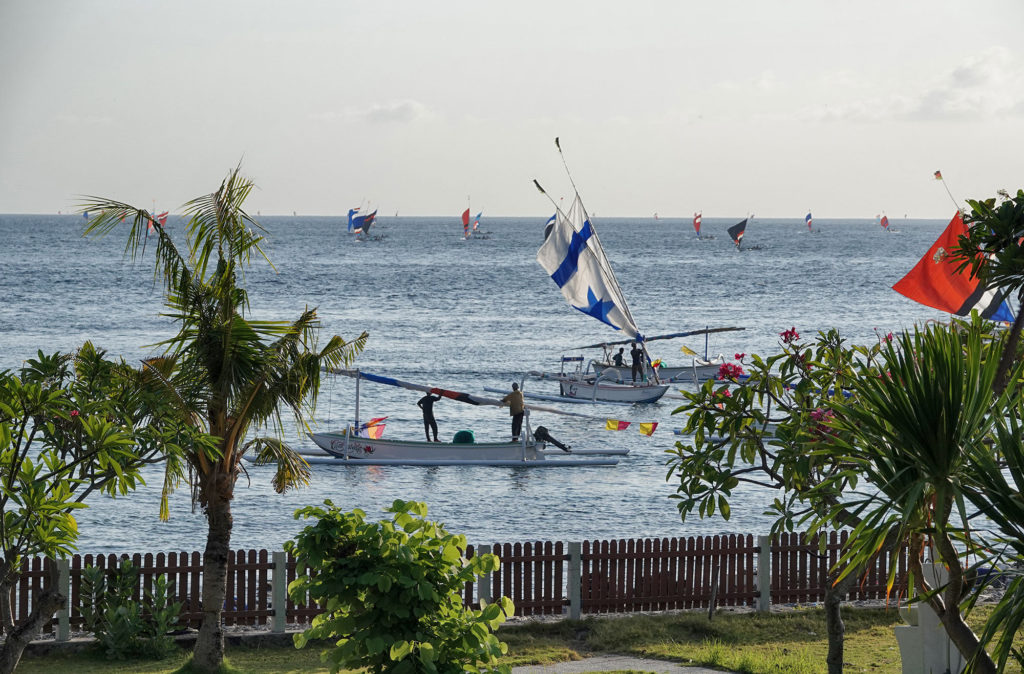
[891,212,1009,319]
[605,419,630,431]
[461,209,470,226]
[934,170,943,180]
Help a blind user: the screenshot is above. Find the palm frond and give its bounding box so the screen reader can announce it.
[244,437,310,493]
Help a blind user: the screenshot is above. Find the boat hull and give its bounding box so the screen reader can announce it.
[557,379,669,403]
[308,432,618,466]
[592,357,726,384]
[312,432,543,460]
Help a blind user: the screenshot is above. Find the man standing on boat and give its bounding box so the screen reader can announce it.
[501,383,525,442]
[630,342,644,383]
[417,393,441,442]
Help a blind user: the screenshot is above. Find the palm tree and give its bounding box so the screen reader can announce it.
[81,166,367,672]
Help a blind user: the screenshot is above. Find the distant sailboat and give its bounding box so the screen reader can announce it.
[805,211,814,233]
[728,219,747,250]
[461,207,471,239]
[352,209,378,240]
[693,212,702,239]
[879,213,898,233]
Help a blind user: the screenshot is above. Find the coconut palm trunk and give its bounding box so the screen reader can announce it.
[193,481,234,670]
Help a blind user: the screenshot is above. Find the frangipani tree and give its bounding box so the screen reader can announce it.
[81,166,367,672]
[0,345,208,673]
[669,327,894,674]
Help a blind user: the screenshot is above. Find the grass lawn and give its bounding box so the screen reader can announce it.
[14,605,1024,673]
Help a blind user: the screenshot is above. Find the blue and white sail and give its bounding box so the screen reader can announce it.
[536,194,639,338]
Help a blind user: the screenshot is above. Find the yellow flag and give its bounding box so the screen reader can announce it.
[638,422,658,436]
[680,345,697,356]
[605,419,630,431]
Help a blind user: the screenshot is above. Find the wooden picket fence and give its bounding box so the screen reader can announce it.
[11,531,906,637]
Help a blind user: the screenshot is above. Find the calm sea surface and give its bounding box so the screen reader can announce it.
[0,213,955,554]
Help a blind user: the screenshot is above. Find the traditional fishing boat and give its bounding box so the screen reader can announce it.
[692,211,714,240]
[308,370,624,466]
[584,327,743,385]
[531,139,744,402]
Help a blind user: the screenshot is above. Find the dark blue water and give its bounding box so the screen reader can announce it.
[0,214,953,554]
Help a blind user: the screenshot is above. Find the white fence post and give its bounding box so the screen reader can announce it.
[476,543,493,606]
[568,542,581,620]
[757,535,771,613]
[272,551,287,633]
[56,558,70,642]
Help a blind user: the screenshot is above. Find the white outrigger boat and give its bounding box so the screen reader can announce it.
[309,370,625,467]
[532,138,745,403]
[586,327,745,385]
[526,355,669,404]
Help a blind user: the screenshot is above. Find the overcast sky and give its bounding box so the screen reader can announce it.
[2,0,1023,218]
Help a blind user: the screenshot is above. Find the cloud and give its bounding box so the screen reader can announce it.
[308,100,432,124]
[805,47,1024,123]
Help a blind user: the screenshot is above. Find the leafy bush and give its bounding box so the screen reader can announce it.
[81,559,181,659]
[286,499,513,674]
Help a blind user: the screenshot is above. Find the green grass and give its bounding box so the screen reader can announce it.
[14,606,1024,673]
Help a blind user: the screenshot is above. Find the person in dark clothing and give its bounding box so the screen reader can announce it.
[417,393,441,442]
[612,347,625,367]
[534,425,571,452]
[630,342,644,382]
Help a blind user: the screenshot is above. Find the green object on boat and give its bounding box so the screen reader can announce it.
[452,430,475,444]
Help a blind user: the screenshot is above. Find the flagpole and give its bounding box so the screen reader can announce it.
[935,171,961,213]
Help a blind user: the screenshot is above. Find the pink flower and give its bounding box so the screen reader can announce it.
[734,353,746,361]
[884,332,894,343]
[70,410,80,417]
[780,327,800,344]
[716,362,745,380]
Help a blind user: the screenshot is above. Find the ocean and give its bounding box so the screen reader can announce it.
[0,213,954,554]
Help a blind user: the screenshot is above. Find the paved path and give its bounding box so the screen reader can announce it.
[511,654,724,673]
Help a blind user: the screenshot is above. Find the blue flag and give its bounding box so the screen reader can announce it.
[536,195,638,336]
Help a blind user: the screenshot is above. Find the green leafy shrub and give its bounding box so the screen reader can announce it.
[81,559,181,659]
[286,499,513,674]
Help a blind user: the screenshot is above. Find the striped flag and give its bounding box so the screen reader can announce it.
[358,416,388,439]
[934,170,943,180]
[805,212,813,231]
[605,419,630,431]
[637,422,658,436]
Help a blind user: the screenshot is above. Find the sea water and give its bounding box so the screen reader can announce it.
[0,213,953,554]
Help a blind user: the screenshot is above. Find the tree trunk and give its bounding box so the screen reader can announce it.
[0,565,65,674]
[823,567,862,674]
[920,533,998,674]
[192,483,234,673]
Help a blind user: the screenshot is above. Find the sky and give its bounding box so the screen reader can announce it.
[2,0,1023,218]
